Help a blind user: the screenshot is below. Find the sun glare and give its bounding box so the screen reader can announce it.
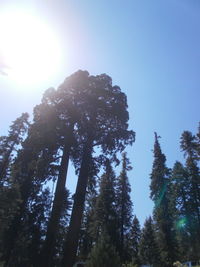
[0,9,62,85]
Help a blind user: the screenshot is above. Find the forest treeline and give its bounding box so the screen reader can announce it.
[0,70,199,267]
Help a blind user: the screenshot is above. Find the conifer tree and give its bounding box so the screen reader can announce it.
[90,160,119,247]
[150,133,177,267]
[0,112,29,183]
[116,152,133,261]
[196,123,200,158]
[62,72,134,267]
[181,131,200,225]
[180,131,200,259]
[128,216,141,265]
[78,176,97,261]
[1,112,60,266]
[171,161,194,261]
[85,233,121,267]
[139,217,160,267]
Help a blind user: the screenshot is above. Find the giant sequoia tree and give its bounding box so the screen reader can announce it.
[0,71,134,267]
[62,72,134,267]
[37,71,134,266]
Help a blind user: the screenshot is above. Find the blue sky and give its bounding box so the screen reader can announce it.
[0,0,200,225]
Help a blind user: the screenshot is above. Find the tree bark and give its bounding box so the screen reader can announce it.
[40,127,73,267]
[62,136,93,267]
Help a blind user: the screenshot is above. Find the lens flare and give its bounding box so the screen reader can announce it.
[175,217,187,230]
[0,8,62,85]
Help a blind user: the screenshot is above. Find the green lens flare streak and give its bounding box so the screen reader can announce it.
[155,183,167,208]
[175,217,187,229]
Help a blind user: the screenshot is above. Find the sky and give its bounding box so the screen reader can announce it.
[0,0,200,225]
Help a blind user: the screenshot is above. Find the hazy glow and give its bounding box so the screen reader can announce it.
[175,217,187,229]
[0,9,62,85]
[155,183,167,208]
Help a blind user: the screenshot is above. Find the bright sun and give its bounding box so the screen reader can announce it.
[0,9,62,85]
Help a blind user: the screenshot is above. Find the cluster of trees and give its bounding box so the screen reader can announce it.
[79,127,200,267]
[146,129,200,267]
[0,70,199,267]
[0,70,135,267]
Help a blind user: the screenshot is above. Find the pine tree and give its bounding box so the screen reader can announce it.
[196,123,200,158]
[128,216,141,265]
[150,133,178,267]
[171,161,194,261]
[78,176,97,261]
[85,233,121,267]
[116,152,133,262]
[90,160,119,247]
[1,111,59,266]
[0,112,29,184]
[180,131,200,259]
[139,216,160,267]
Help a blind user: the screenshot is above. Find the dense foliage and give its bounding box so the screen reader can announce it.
[0,70,199,267]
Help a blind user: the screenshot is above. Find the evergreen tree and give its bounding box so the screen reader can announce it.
[0,112,29,184]
[181,131,200,225]
[116,152,133,261]
[1,112,59,266]
[90,160,119,247]
[171,161,194,261]
[150,133,177,267]
[62,72,134,267]
[78,176,97,261]
[196,123,200,158]
[128,216,141,265]
[139,217,160,267]
[85,233,121,267]
[180,131,200,259]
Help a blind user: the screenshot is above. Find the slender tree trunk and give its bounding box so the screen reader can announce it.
[40,127,73,267]
[62,136,93,267]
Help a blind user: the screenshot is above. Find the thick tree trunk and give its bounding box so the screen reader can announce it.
[62,137,93,267]
[40,129,73,267]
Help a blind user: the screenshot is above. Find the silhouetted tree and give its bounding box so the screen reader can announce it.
[86,233,121,267]
[128,215,141,265]
[116,152,133,261]
[139,217,160,267]
[0,113,29,183]
[150,133,177,267]
[180,131,200,259]
[62,72,134,267]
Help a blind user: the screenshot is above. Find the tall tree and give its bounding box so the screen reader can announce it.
[180,131,200,259]
[1,110,59,266]
[139,216,160,267]
[85,233,121,267]
[150,133,177,267]
[181,131,200,225]
[90,160,118,246]
[78,175,97,261]
[171,161,194,261]
[0,113,30,264]
[0,112,29,183]
[128,215,141,265]
[62,72,134,267]
[116,152,133,261]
